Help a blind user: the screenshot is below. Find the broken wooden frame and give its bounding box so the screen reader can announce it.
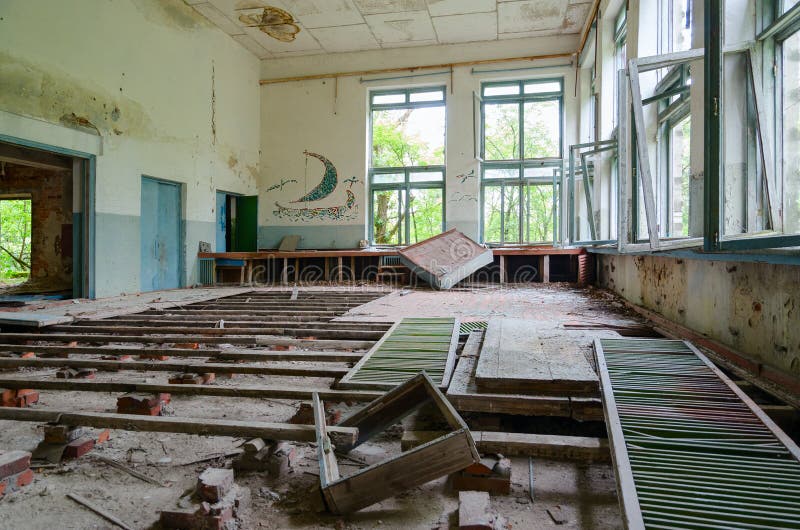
[595,338,800,529]
[628,48,705,250]
[567,139,618,245]
[337,317,460,391]
[314,372,480,514]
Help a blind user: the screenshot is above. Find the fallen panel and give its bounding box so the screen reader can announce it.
[595,338,800,530]
[475,319,599,396]
[315,372,479,514]
[0,311,73,327]
[398,229,493,289]
[337,317,459,390]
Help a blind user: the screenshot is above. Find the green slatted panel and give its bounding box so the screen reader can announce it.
[459,321,488,334]
[596,338,800,530]
[339,318,458,390]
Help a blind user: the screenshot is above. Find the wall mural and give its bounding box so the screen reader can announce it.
[449,191,478,203]
[455,169,476,183]
[272,150,358,222]
[343,176,362,189]
[266,178,298,192]
[274,190,357,222]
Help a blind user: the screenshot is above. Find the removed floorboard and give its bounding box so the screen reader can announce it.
[476,319,599,396]
[398,229,493,290]
[0,311,73,328]
[0,407,358,449]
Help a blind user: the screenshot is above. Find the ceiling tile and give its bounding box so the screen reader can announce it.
[192,2,244,35]
[498,0,567,34]
[231,33,272,58]
[243,24,322,53]
[353,0,428,15]
[426,0,496,17]
[310,24,380,52]
[564,2,591,33]
[280,0,365,29]
[365,10,436,44]
[432,12,497,44]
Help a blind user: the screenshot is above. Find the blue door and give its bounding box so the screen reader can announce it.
[216,191,227,252]
[141,177,181,292]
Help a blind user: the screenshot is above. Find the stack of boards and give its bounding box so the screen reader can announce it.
[447,318,601,420]
[337,318,459,390]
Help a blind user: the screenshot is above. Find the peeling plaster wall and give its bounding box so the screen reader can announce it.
[259,35,579,249]
[598,254,800,379]
[0,0,260,297]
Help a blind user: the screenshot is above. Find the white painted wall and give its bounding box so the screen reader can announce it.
[259,35,580,247]
[0,0,261,297]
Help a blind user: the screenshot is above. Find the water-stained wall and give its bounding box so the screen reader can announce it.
[598,254,800,382]
[0,0,261,297]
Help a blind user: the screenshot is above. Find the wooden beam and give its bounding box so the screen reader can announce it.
[0,357,350,377]
[48,325,385,340]
[0,343,364,362]
[401,431,610,462]
[259,52,573,85]
[0,377,382,402]
[0,407,358,449]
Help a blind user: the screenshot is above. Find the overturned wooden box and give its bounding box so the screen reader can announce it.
[314,372,480,514]
[398,229,493,290]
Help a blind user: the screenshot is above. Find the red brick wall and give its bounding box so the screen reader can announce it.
[1,163,73,292]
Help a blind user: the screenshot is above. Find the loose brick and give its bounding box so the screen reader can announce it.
[43,425,84,444]
[267,442,297,477]
[139,353,170,361]
[1,389,38,407]
[458,490,493,530]
[198,468,234,503]
[63,437,95,459]
[17,352,36,359]
[0,451,31,479]
[96,429,111,444]
[201,373,215,384]
[173,343,200,350]
[14,468,34,487]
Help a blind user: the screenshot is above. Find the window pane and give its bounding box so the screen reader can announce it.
[483,186,503,243]
[523,100,560,158]
[484,167,518,180]
[782,0,800,13]
[372,93,405,105]
[484,84,520,97]
[524,166,557,180]
[668,115,691,237]
[783,30,800,233]
[408,188,443,243]
[525,184,554,243]
[524,81,562,94]
[671,0,692,52]
[409,171,443,182]
[372,189,404,245]
[371,106,445,167]
[372,173,404,184]
[484,103,520,160]
[503,185,521,243]
[409,90,444,102]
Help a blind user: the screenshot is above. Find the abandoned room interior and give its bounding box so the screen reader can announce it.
[0,0,799,528]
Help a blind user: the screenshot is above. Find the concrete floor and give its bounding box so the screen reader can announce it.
[0,283,632,529]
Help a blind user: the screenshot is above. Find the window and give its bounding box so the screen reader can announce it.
[369,87,445,245]
[780,22,800,234]
[0,198,32,286]
[663,0,693,53]
[480,79,562,244]
[613,8,627,129]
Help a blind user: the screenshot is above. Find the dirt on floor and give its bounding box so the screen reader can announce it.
[0,283,638,529]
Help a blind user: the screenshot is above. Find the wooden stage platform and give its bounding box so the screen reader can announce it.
[198,247,588,285]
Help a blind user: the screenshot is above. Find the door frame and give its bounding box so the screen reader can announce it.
[141,175,185,290]
[216,189,243,252]
[0,134,96,299]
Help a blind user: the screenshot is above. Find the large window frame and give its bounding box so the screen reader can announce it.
[479,78,564,245]
[368,86,446,246]
[704,0,800,251]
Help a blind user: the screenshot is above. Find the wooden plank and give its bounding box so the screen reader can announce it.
[0,344,363,362]
[47,325,385,340]
[313,392,340,494]
[397,229,493,290]
[0,312,73,328]
[0,407,358,449]
[446,356,572,417]
[0,377,382,402]
[0,357,349,377]
[401,430,610,462]
[475,319,599,396]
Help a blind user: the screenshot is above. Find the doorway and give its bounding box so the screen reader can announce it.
[0,139,91,300]
[141,176,182,292]
[215,191,258,252]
